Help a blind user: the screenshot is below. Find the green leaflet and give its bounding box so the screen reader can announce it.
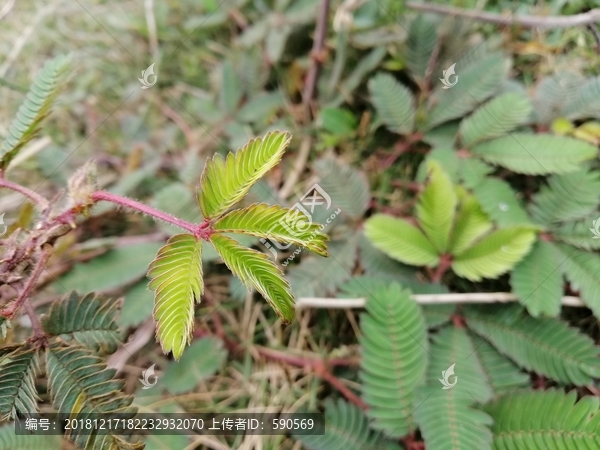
[210,234,295,323]
[368,72,415,134]
[147,234,203,361]
[510,240,563,317]
[465,304,600,385]
[560,76,600,121]
[551,242,600,318]
[405,15,438,79]
[472,134,597,175]
[296,399,401,450]
[416,161,457,253]
[0,348,39,420]
[0,424,62,450]
[197,131,291,219]
[451,227,536,281]
[470,177,533,228]
[41,291,123,354]
[364,214,439,267]
[459,92,532,147]
[46,343,142,450]
[449,188,493,255]
[359,283,427,437]
[489,389,600,449]
[213,203,329,256]
[1,55,70,169]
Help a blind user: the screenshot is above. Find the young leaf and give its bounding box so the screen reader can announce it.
[416,161,457,253]
[488,389,600,449]
[147,234,203,360]
[368,72,415,134]
[1,55,70,169]
[472,134,597,175]
[210,234,294,323]
[364,214,439,267]
[451,227,536,281]
[510,240,563,317]
[198,131,291,219]
[213,203,329,256]
[46,343,142,450]
[0,348,39,420]
[448,188,492,255]
[551,243,600,318]
[359,283,428,436]
[459,93,532,147]
[41,291,123,354]
[465,304,600,385]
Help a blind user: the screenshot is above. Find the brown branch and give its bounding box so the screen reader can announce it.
[302,0,331,119]
[406,2,600,28]
[23,297,44,341]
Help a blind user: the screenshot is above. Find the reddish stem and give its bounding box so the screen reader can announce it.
[91,191,212,239]
[0,176,49,210]
[432,254,452,283]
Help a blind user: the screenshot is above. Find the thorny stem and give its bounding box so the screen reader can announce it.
[91,191,213,239]
[1,244,52,325]
[0,175,49,210]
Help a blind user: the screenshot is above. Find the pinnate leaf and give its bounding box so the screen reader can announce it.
[210,234,294,323]
[198,131,291,218]
[449,188,492,255]
[213,203,329,256]
[147,234,203,360]
[0,348,39,420]
[368,72,414,134]
[451,227,536,281]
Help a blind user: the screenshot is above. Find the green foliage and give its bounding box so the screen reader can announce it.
[459,93,532,147]
[161,337,227,394]
[46,343,142,450]
[213,203,329,256]
[198,131,291,219]
[147,234,203,361]
[472,134,597,175]
[416,161,457,253]
[510,240,563,317]
[368,72,414,134]
[489,389,600,449]
[405,15,437,79]
[448,187,492,255]
[41,291,123,354]
[359,283,427,436]
[465,305,600,385]
[0,348,39,420]
[0,55,69,169]
[296,399,401,450]
[470,177,533,227]
[210,234,294,323]
[0,424,62,450]
[451,227,536,281]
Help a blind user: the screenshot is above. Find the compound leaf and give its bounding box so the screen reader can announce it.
[0,348,39,420]
[210,234,294,323]
[416,161,457,253]
[465,304,600,385]
[459,93,532,147]
[470,177,533,227]
[449,188,492,255]
[452,227,536,281]
[1,55,70,169]
[46,343,142,450]
[359,283,427,436]
[472,134,597,175]
[368,72,414,134]
[198,131,291,218]
[510,240,563,317]
[213,203,329,256]
[41,291,123,354]
[147,234,203,361]
[364,214,439,267]
[489,389,600,449]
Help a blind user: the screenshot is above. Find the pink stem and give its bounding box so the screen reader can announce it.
[91,191,200,236]
[0,177,49,210]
